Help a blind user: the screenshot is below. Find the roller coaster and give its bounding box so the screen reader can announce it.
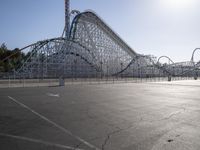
[2,0,200,80]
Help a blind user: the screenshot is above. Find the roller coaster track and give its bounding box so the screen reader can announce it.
[70,11,137,57]
[112,57,138,76]
[15,39,101,76]
[113,55,172,76]
[2,10,200,79]
[113,52,200,77]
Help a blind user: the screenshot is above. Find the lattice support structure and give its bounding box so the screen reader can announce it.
[14,11,200,79]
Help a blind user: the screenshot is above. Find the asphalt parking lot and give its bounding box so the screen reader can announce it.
[1,80,200,150]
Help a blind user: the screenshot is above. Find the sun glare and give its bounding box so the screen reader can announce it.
[161,0,197,11]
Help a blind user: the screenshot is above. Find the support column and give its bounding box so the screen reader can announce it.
[65,0,70,38]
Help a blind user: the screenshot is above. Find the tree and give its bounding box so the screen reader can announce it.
[0,43,27,73]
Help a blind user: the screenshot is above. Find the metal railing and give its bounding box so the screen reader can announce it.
[0,74,196,88]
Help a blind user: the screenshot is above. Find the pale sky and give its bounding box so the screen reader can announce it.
[0,0,200,62]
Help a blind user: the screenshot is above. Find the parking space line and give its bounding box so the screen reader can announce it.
[8,96,100,150]
[0,132,85,150]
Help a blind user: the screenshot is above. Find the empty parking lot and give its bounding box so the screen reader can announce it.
[1,80,200,150]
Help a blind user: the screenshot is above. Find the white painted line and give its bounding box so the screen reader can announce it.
[8,96,100,150]
[0,132,85,150]
[47,93,60,97]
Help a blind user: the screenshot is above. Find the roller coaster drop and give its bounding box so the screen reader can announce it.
[10,1,200,79]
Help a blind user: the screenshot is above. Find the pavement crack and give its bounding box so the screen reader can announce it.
[147,107,186,123]
[162,111,182,120]
[101,127,121,150]
[101,125,134,150]
[74,142,82,150]
[162,107,186,121]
